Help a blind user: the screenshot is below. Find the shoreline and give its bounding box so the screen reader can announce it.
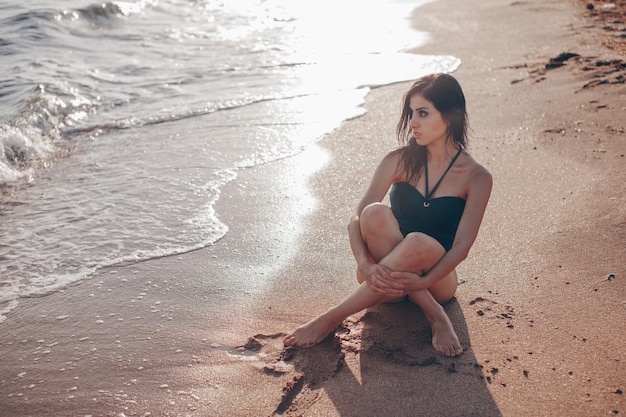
[1,0,624,416]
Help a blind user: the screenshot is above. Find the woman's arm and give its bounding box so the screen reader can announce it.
[390,164,493,292]
[348,152,400,275]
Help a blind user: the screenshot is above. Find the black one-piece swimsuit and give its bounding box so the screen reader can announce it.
[389,148,465,252]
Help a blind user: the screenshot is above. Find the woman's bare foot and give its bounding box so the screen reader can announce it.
[430,312,463,357]
[283,313,341,348]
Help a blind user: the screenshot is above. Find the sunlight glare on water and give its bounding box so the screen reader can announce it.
[282,0,424,56]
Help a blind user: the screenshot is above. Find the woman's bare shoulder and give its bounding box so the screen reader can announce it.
[462,152,490,174]
[463,153,493,188]
[382,147,403,163]
[377,148,404,176]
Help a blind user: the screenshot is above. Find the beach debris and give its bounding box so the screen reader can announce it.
[546,52,581,69]
[606,273,616,281]
[522,45,626,89]
[469,296,497,306]
[543,128,566,135]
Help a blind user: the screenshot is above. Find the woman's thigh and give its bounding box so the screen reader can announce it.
[383,232,457,302]
[380,232,444,273]
[359,203,404,262]
[358,206,458,302]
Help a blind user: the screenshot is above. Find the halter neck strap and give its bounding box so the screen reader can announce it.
[424,147,463,207]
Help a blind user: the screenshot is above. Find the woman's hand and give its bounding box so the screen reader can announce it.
[388,270,430,293]
[360,263,405,297]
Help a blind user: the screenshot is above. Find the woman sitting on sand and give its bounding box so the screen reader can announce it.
[283,73,492,357]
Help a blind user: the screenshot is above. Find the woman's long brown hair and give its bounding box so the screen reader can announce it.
[393,73,469,184]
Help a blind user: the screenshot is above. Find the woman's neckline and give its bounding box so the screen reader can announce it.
[393,181,466,202]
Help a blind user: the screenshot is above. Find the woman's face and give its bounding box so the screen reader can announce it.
[408,94,449,147]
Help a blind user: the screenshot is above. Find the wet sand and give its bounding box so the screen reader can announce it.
[1,0,625,416]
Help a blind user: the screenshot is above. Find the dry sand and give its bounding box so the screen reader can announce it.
[1,0,624,416]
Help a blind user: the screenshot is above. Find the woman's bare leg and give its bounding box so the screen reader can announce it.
[407,284,462,357]
[364,204,463,356]
[284,204,404,347]
[284,203,462,356]
[282,283,401,347]
[377,232,462,357]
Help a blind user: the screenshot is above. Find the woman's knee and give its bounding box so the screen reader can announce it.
[360,203,395,233]
[429,271,458,303]
[403,232,444,255]
[391,232,446,271]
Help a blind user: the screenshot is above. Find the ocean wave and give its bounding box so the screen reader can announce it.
[68,0,158,26]
[0,37,14,56]
[0,79,286,189]
[0,0,160,189]
[0,74,274,189]
[0,84,98,188]
[0,1,157,39]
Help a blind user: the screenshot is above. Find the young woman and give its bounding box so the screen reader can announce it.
[283,73,492,357]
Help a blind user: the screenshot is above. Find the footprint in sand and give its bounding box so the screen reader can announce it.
[225,332,345,415]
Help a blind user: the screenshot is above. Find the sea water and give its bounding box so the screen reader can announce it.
[0,0,459,321]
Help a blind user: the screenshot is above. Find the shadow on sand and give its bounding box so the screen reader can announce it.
[275,299,502,417]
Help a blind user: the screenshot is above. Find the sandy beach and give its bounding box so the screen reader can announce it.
[1,0,625,416]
